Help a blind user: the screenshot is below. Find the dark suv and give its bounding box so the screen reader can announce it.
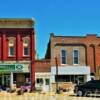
[74,80,100,96]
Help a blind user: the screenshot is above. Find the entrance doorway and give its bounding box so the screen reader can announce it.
[4,75,10,87]
[0,74,10,88]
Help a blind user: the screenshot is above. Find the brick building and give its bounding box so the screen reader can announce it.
[45,33,100,88]
[0,18,35,89]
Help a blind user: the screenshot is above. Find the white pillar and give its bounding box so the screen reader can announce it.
[10,72,13,88]
[43,78,45,86]
[2,75,4,85]
[87,74,91,81]
[50,75,55,91]
[51,75,55,83]
[42,78,46,92]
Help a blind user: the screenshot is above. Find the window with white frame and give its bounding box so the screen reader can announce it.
[45,79,50,85]
[8,38,15,56]
[36,78,43,85]
[24,47,28,55]
[61,49,67,64]
[73,49,79,65]
[22,37,29,56]
[9,46,14,56]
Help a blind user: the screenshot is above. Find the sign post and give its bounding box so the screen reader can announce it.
[55,57,59,93]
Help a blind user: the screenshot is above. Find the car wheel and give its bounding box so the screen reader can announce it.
[85,91,92,97]
[77,90,83,97]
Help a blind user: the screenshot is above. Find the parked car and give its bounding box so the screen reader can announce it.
[20,83,31,92]
[74,80,100,96]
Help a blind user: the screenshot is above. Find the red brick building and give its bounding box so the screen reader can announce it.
[35,59,51,91]
[0,18,35,89]
[45,33,100,85]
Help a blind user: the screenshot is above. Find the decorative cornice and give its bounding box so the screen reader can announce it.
[0,18,34,28]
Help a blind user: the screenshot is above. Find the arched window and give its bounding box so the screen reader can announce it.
[8,37,15,56]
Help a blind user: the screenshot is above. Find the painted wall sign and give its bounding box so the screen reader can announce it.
[0,64,23,72]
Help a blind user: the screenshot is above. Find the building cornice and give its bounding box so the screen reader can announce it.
[0,18,34,28]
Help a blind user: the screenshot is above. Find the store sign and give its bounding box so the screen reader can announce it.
[15,65,23,70]
[0,64,23,72]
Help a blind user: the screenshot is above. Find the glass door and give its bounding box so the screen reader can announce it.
[4,75,10,87]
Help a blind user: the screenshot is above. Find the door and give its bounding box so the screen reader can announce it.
[44,78,50,92]
[4,75,10,87]
[77,75,84,85]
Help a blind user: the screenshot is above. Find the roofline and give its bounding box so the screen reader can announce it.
[50,33,100,38]
[0,18,34,21]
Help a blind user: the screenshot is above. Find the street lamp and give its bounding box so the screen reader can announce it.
[55,57,59,93]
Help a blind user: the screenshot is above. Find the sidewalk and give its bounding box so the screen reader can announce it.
[0,91,99,100]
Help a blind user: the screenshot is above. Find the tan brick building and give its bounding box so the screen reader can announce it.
[45,33,100,83]
[35,33,100,92]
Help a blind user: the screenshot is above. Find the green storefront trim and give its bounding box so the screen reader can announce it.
[0,64,23,73]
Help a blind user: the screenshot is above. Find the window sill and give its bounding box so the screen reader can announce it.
[73,64,79,66]
[8,55,15,57]
[61,64,67,66]
[22,55,30,57]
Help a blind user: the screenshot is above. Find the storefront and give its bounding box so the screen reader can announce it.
[0,63,30,89]
[51,66,91,84]
[35,73,50,92]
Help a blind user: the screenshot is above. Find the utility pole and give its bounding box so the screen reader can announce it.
[55,57,59,93]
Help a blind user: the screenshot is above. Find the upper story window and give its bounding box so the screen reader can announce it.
[24,47,28,56]
[8,37,15,56]
[9,46,14,56]
[73,49,79,65]
[22,37,29,56]
[61,49,67,64]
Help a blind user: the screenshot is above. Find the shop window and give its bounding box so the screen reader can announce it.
[45,79,50,85]
[55,75,84,84]
[73,49,79,65]
[36,78,43,85]
[61,49,67,64]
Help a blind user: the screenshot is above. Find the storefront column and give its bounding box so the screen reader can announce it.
[10,72,13,88]
[2,75,4,85]
[87,74,91,81]
[50,75,55,91]
[51,75,55,83]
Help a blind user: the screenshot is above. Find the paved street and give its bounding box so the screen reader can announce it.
[0,92,100,100]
